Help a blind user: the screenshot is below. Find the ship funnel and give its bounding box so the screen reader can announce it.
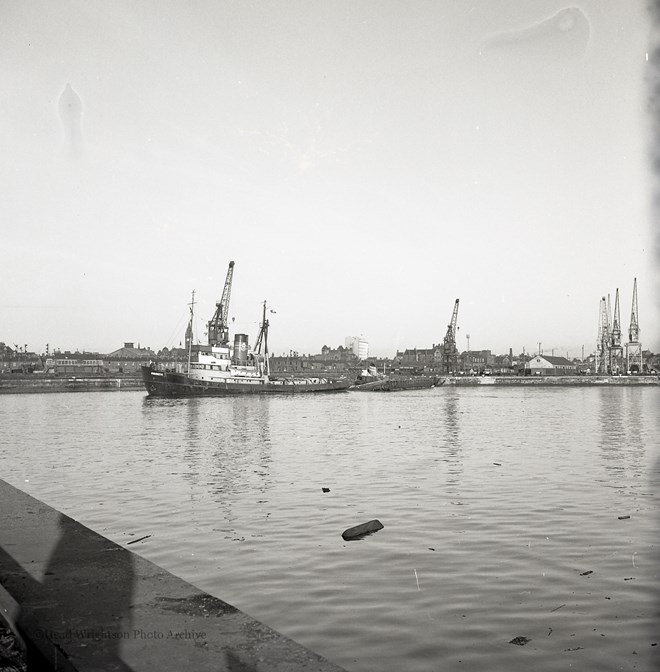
[233,334,249,365]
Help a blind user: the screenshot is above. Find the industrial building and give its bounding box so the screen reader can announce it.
[526,355,576,376]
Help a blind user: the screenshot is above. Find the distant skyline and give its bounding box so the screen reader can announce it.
[1,1,658,358]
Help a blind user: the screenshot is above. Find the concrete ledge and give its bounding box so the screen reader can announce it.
[445,375,659,386]
[0,378,144,394]
[0,479,347,672]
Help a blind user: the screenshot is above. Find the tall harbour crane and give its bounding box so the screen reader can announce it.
[441,299,460,374]
[595,296,609,374]
[207,260,235,346]
[626,277,642,373]
[609,288,623,374]
[628,277,640,343]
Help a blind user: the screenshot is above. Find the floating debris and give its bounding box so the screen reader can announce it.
[493,462,502,466]
[580,570,593,576]
[618,515,630,520]
[509,636,531,646]
[564,646,584,652]
[550,604,566,612]
[127,534,152,545]
[321,487,330,493]
[342,519,384,541]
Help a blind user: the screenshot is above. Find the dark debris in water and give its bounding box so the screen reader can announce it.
[580,570,593,576]
[342,519,384,541]
[509,636,531,646]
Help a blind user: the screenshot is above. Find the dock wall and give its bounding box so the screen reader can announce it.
[0,377,144,394]
[0,480,346,671]
[444,375,659,386]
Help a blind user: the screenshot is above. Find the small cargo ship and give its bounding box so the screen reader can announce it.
[142,262,353,397]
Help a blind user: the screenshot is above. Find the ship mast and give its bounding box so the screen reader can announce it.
[187,290,195,375]
[254,300,270,376]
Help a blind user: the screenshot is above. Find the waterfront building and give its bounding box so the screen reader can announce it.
[0,343,43,374]
[106,342,156,374]
[153,346,188,373]
[526,355,576,376]
[45,353,105,375]
[394,347,439,374]
[345,336,369,359]
[268,344,359,374]
[460,350,495,375]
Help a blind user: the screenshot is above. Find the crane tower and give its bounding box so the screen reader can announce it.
[207,260,235,346]
[626,277,642,373]
[608,288,624,374]
[441,299,460,375]
[595,297,609,374]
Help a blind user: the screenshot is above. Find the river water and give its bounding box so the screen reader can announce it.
[1,386,659,671]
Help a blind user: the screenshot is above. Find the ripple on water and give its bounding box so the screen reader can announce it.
[0,388,659,672]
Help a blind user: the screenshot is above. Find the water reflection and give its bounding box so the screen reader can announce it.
[598,388,646,484]
[208,397,273,499]
[439,389,463,492]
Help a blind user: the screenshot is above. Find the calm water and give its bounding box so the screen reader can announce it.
[1,387,659,671]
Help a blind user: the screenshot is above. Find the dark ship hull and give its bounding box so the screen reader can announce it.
[142,366,352,397]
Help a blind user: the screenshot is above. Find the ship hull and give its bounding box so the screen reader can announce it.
[142,366,352,397]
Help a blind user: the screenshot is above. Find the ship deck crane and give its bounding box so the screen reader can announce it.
[442,299,460,375]
[207,260,235,346]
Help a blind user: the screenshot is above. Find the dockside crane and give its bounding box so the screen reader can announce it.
[595,296,609,374]
[609,288,623,374]
[626,277,642,373]
[207,260,235,346]
[441,299,460,375]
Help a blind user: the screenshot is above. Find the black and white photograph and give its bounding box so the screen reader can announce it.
[1,1,659,671]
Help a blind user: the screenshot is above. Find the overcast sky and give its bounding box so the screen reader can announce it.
[1,1,657,358]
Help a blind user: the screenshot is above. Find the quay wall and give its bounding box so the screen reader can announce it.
[445,375,659,386]
[0,479,347,672]
[0,376,144,394]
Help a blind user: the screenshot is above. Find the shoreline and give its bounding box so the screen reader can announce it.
[0,374,658,394]
[0,376,144,394]
[444,375,659,386]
